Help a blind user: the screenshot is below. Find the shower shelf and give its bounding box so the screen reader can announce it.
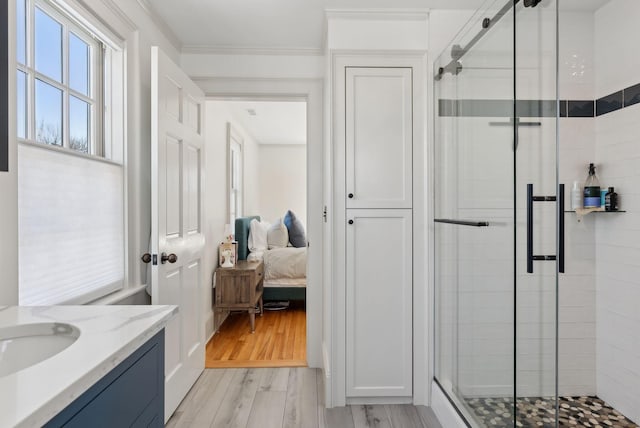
[564,210,626,213]
[564,209,625,222]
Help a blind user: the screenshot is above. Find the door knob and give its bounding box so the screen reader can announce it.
[161,252,178,264]
[141,253,152,264]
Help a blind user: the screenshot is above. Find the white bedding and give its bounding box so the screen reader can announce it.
[263,247,307,281]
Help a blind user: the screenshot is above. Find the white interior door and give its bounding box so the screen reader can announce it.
[151,46,205,422]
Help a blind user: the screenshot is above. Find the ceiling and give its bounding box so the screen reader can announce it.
[146,0,484,52]
[222,101,307,145]
[146,0,611,53]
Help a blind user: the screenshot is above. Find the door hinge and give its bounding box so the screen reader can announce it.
[323,206,328,223]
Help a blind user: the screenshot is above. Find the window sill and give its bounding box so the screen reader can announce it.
[88,284,149,305]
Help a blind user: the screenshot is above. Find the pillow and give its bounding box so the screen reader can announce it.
[267,219,289,249]
[247,251,264,262]
[248,219,270,252]
[284,210,307,248]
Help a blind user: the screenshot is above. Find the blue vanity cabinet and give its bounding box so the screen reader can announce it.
[44,330,165,428]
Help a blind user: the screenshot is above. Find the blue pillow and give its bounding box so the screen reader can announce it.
[283,211,292,230]
[284,210,306,248]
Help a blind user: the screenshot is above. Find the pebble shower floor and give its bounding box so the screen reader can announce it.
[464,396,639,427]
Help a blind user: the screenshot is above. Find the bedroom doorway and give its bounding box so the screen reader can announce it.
[204,99,308,368]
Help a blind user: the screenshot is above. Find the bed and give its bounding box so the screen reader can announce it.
[235,216,306,302]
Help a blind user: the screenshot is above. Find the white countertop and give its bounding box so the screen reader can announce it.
[0,305,177,428]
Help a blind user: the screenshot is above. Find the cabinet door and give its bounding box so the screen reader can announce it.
[346,67,413,209]
[346,209,412,397]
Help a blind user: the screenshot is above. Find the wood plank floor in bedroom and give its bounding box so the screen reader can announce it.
[205,301,306,368]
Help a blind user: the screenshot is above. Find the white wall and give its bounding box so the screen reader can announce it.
[203,100,260,337]
[257,145,307,225]
[243,131,261,216]
[327,13,428,51]
[181,52,323,80]
[594,1,640,423]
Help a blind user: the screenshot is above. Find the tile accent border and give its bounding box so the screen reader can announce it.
[438,82,640,119]
[566,100,594,117]
[596,91,623,116]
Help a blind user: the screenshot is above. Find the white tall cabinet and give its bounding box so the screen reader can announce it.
[342,66,414,400]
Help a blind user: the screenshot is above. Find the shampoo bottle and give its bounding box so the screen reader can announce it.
[605,187,618,211]
[571,181,582,210]
[583,163,601,208]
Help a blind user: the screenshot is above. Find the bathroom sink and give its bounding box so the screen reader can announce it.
[0,323,80,377]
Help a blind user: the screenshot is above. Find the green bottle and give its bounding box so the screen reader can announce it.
[583,163,601,208]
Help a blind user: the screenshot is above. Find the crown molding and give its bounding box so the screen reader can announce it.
[325,8,430,22]
[181,45,324,57]
[96,0,136,32]
[135,0,182,51]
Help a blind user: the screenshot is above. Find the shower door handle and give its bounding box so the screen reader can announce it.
[527,184,534,273]
[527,183,558,274]
[558,184,565,274]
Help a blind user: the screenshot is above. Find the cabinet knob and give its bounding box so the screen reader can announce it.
[348,219,354,225]
[348,193,354,199]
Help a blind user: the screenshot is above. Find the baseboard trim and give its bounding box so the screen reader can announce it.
[322,341,332,407]
[205,310,215,343]
[346,396,413,405]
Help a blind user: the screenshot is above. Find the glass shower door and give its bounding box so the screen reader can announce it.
[434,1,559,427]
[514,1,560,426]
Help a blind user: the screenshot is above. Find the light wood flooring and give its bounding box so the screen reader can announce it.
[166,368,443,428]
[206,303,306,368]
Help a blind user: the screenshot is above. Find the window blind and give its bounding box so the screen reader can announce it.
[18,143,124,305]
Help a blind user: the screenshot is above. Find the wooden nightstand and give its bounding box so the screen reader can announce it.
[214,260,264,333]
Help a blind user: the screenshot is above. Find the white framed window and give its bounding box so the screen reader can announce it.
[16,0,105,154]
[227,123,244,224]
[16,0,126,305]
